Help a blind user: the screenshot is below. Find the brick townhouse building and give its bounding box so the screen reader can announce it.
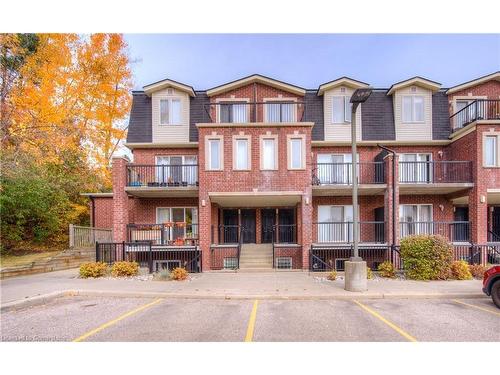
[84,71,500,272]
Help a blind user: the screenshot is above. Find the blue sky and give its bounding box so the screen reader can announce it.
[125,34,500,90]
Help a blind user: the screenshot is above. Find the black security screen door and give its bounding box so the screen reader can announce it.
[261,209,276,243]
[222,209,238,243]
[454,207,469,242]
[278,208,296,243]
[241,209,256,243]
[491,207,500,241]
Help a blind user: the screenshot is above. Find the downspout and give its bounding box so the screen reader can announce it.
[90,196,96,227]
[377,144,397,246]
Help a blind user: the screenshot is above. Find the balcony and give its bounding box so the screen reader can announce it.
[398,161,473,194]
[125,164,198,197]
[202,101,307,123]
[312,162,386,196]
[399,221,470,243]
[313,221,386,244]
[127,223,199,246]
[450,99,500,132]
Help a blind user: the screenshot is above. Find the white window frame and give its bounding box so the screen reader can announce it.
[484,134,498,167]
[263,98,297,123]
[332,96,352,124]
[402,95,425,123]
[232,135,251,171]
[399,204,433,238]
[317,205,357,243]
[155,207,199,244]
[287,135,305,170]
[155,155,198,184]
[205,136,224,171]
[399,153,432,183]
[216,99,249,123]
[159,98,182,126]
[260,135,278,171]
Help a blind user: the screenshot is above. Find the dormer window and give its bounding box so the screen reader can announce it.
[160,98,181,125]
[402,95,424,123]
[332,96,352,123]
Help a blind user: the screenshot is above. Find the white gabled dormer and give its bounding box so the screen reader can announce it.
[387,76,441,141]
[317,77,369,142]
[143,78,195,144]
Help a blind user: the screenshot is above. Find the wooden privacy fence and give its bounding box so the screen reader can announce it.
[69,224,113,248]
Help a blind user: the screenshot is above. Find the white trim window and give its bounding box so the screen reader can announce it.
[332,96,352,124]
[485,135,498,167]
[399,204,433,238]
[155,155,197,185]
[265,102,295,122]
[219,102,247,123]
[399,153,432,183]
[156,207,199,244]
[316,153,358,184]
[207,138,222,170]
[289,138,304,169]
[262,138,277,170]
[159,98,181,125]
[235,138,249,170]
[402,95,424,123]
[317,205,355,242]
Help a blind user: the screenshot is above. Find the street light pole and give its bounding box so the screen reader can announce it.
[344,88,372,292]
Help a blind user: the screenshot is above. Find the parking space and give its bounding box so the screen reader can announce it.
[1,296,498,342]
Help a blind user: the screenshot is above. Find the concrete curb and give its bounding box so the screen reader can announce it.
[1,289,486,311]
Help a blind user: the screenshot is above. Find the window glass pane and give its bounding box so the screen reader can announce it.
[170,99,181,124]
[344,97,352,122]
[157,208,170,223]
[160,99,169,124]
[282,103,294,122]
[266,103,280,122]
[413,96,424,122]
[232,104,247,123]
[402,96,412,122]
[332,97,344,123]
[209,140,220,169]
[290,138,302,168]
[220,104,230,123]
[485,136,497,166]
[236,139,248,169]
[263,139,275,169]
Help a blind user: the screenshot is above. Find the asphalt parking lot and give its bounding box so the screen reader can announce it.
[1,296,499,342]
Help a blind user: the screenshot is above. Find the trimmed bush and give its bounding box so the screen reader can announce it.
[111,261,139,277]
[450,260,473,280]
[154,267,171,281]
[79,262,108,278]
[377,261,396,278]
[468,264,487,279]
[327,270,337,281]
[170,267,188,281]
[367,267,373,279]
[400,235,453,280]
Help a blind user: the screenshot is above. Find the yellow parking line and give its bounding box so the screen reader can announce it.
[244,300,259,342]
[453,299,500,317]
[353,300,417,342]
[73,298,164,342]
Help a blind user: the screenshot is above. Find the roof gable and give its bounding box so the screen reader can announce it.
[317,76,369,96]
[387,76,441,95]
[143,78,195,97]
[446,71,500,94]
[206,74,305,97]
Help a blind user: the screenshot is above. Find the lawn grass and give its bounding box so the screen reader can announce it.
[1,251,61,268]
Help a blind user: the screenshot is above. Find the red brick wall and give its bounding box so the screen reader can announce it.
[90,197,113,229]
[448,80,500,114]
[275,247,303,269]
[132,197,199,224]
[132,148,198,164]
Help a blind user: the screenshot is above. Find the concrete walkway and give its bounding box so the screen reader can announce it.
[0,268,484,307]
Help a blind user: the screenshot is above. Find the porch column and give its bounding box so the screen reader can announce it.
[112,156,130,242]
[199,194,212,270]
[384,153,399,246]
[469,186,488,244]
[301,187,313,270]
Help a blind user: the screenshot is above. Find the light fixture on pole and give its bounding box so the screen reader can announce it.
[344,87,372,292]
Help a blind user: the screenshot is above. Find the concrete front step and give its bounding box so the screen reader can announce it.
[238,267,274,273]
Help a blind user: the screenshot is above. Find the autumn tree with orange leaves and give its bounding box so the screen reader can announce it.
[1,33,132,252]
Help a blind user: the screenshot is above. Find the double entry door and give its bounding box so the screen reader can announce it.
[261,208,296,244]
[222,209,256,244]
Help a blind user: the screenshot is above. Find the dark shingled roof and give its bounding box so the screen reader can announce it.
[304,90,324,141]
[432,91,451,140]
[126,92,152,143]
[361,90,395,141]
[189,92,210,142]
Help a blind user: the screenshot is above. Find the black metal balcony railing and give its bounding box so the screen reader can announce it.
[399,221,470,242]
[312,162,385,185]
[202,101,306,123]
[273,224,297,244]
[127,164,198,187]
[314,221,386,243]
[450,99,500,132]
[127,223,199,246]
[398,161,472,184]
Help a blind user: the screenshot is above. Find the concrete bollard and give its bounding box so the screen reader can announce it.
[344,260,367,292]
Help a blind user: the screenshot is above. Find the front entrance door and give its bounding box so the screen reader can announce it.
[454,207,469,242]
[222,209,238,243]
[241,209,256,243]
[491,207,500,241]
[278,208,296,243]
[261,209,276,243]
